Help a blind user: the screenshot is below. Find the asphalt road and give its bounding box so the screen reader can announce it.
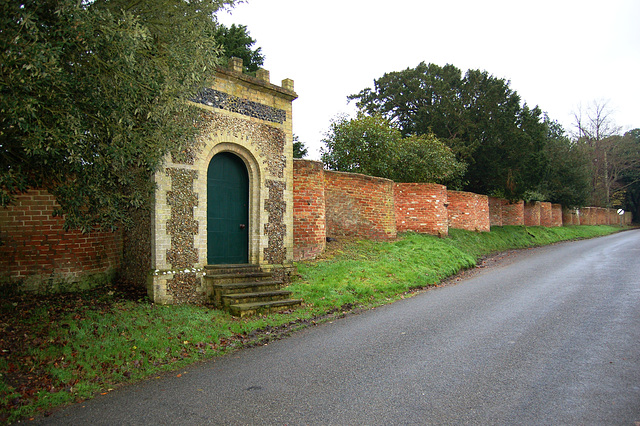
[38,229,640,425]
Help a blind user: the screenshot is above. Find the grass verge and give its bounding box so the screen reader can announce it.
[0,225,626,422]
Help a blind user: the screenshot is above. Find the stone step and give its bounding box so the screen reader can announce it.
[205,264,302,317]
[228,299,304,318]
[222,290,292,307]
[210,280,282,308]
[204,271,273,285]
[204,264,261,275]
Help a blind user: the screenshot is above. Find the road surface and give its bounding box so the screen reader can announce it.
[39,229,640,425]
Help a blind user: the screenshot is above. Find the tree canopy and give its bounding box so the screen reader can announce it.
[1,0,236,231]
[349,62,548,200]
[321,113,466,186]
[213,23,264,73]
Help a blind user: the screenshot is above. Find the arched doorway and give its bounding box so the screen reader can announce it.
[207,152,249,264]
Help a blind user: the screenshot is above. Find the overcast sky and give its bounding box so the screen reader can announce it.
[218,0,640,160]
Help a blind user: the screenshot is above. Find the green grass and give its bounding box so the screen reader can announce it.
[0,225,627,422]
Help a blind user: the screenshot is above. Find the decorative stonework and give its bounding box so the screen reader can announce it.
[198,111,285,178]
[149,59,296,305]
[165,168,200,303]
[264,180,286,264]
[167,272,200,305]
[170,136,204,165]
[191,88,287,124]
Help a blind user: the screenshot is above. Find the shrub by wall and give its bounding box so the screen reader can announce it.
[293,159,326,260]
[0,190,122,292]
[324,170,396,240]
[447,190,490,232]
[394,183,448,236]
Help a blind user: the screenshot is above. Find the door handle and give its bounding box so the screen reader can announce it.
[239,224,246,229]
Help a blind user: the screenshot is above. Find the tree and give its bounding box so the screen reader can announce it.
[321,113,401,178]
[389,134,466,187]
[320,113,466,186]
[349,62,548,200]
[1,0,236,231]
[292,135,308,159]
[572,100,638,207]
[618,129,640,222]
[213,23,264,73]
[537,119,591,208]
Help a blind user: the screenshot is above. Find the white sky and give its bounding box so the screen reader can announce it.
[218,0,640,160]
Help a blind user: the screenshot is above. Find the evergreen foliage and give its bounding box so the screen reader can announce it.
[349,62,549,200]
[1,0,236,231]
[213,23,264,73]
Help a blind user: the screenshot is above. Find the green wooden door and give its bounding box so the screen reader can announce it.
[207,152,249,264]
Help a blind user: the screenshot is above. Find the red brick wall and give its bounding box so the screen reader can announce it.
[489,197,503,227]
[580,207,595,225]
[540,202,552,227]
[501,200,524,225]
[394,183,448,236]
[0,190,122,291]
[562,208,575,225]
[293,160,326,260]
[324,170,396,240]
[524,201,541,226]
[551,204,563,227]
[447,190,490,232]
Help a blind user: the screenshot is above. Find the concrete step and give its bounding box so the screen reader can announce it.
[228,299,304,318]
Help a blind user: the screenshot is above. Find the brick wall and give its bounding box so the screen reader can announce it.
[551,204,563,227]
[0,189,122,292]
[540,202,552,227]
[524,201,541,226]
[394,183,448,236]
[501,200,525,225]
[293,159,326,260]
[324,170,396,240]
[562,208,579,225]
[489,197,503,227]
[580,207,595,225]
[447,190,490,232]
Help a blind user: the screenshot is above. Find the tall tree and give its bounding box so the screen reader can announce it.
[349,62,548,200]
[213,23,264,73]
[1,0,236,231]
[572,100,635,207]
[618,129,640,221]
[537,119,591,208]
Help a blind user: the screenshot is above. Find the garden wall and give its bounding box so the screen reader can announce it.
[524,201,541,226]
[293,159,326,261]
[324,170,396,241]
[540,202,552,227]
[447,190,490,232]
[551,204,563,227]
[501,200,525,225]
[0,189,122,292]
[394,183,448,237]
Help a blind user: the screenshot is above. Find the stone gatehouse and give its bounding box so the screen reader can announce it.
[148,58,297,304]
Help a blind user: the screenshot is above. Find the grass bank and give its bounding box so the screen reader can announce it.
[0,225,625,422]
